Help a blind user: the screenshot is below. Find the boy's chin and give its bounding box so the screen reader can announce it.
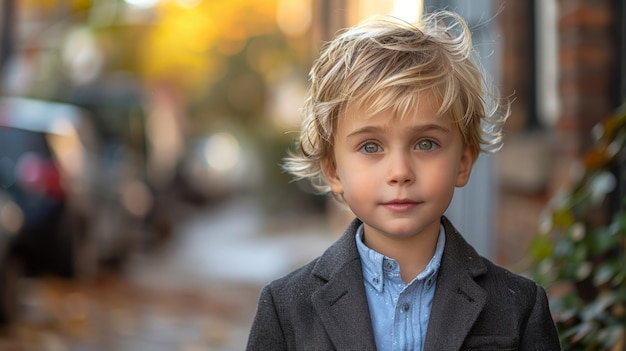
[366,221,439,239]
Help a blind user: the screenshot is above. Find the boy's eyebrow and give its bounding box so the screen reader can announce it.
[345,123,452,138]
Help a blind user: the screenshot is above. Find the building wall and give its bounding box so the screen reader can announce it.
[553,0,617,190]
[496,0,620,267]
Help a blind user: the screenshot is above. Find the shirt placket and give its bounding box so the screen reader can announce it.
[386,259,422,351]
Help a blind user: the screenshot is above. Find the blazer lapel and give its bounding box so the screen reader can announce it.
[311,219,377,350]
[424,217,488,351]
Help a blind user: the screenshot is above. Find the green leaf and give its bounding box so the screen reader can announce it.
[601,325,625,349]
[589,172,616,205]
[576,262,592,281]
[553,208,576,228]
[581,292,615,321]
[610,210,626,235]
[593,263,617,287]
[612,270,626,287]
[554,239,575,258]
[530,235,553,261]
[570,320,595,343]
[590,226,620,255]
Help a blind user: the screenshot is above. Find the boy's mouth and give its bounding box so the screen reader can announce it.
[381,199,421,212]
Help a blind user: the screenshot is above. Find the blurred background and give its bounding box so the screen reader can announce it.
[0,0,623,350]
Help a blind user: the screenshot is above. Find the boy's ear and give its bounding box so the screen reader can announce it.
[322,157,344,194]
[455,146,477,187]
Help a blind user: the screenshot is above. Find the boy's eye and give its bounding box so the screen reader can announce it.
[416,140,438,150]
[360,142,382,154]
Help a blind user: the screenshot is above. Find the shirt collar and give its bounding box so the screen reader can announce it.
[356,222,446,293]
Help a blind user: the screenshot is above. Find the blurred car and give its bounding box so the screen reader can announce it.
[0,96,97,278]
[88,141,154,267]
[0,97,150,280]
[0,190,23,325]
[176,131,262,204]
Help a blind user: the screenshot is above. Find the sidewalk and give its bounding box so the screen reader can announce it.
[124,195,337,350]
[0,196,337,351]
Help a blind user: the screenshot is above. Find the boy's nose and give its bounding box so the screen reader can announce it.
[386,151,415,185]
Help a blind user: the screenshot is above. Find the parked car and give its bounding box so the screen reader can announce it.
[88,140,154,267]
[176,131,262,204]
[0,97,150,280]
[0,190,22,325]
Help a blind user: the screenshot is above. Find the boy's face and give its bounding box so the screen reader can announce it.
[324,91,475,242]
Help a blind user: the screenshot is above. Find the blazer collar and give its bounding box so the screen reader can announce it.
[424,216,489,351]
[309,216,489,351]
[310,218,378,350]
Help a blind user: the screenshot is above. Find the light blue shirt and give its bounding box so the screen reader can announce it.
[355,223,445,351]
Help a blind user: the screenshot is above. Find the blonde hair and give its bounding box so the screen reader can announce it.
[284,10,509,193]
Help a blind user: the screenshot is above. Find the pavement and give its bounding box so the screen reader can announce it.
[0,195,338,351]
[129,195,336,287]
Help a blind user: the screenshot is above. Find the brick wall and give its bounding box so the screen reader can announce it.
[496,0,618,266]
[499,1,533,132]
[553,0,616,192]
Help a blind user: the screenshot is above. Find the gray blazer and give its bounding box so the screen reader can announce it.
[247,217,561,350]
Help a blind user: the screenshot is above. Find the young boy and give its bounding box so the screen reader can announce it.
[247,10,561,351]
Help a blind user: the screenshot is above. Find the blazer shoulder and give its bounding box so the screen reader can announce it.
[480,257,538,287]
[441,216,542,299]
[263,256,323,301]
[476,256,546,308]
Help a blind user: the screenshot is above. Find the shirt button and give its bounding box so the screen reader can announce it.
[373,277,380,284]
[403,303,410,312]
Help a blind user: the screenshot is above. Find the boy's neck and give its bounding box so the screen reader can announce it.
[362,222,440,284]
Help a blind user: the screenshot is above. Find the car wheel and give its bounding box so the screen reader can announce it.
[0,254,22,325]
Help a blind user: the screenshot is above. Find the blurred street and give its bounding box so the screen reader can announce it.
[0,195,337,351]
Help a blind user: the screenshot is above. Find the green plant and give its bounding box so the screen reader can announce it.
[530,104,626,350]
